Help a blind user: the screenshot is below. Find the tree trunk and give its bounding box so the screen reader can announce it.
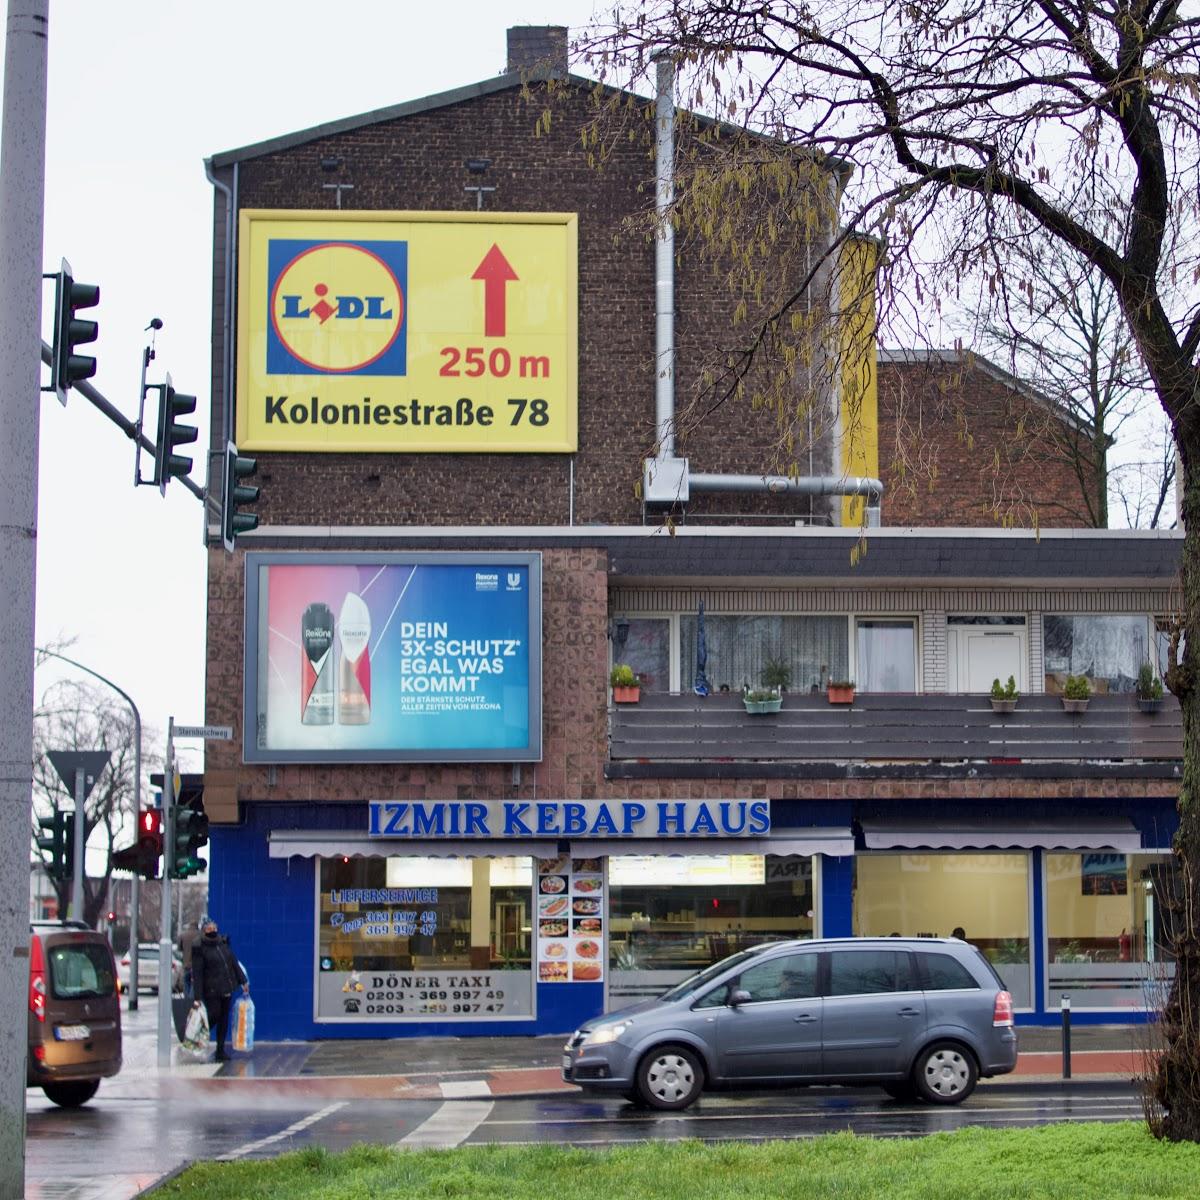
[1152,459,1200,1141]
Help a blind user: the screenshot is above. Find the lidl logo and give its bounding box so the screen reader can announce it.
[267,239,407,376]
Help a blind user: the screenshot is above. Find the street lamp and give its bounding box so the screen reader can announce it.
[37,649,144,1007]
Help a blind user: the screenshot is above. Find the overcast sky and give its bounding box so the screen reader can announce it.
[4,0,600,778]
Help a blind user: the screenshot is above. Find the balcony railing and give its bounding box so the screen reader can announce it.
[608,692,1181,765]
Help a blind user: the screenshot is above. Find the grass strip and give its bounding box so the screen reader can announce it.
[154,1122,1200,1200]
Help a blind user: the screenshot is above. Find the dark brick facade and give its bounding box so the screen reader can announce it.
[877,354,1100,528]
[202,67,1130,823]
[209,80,822,531]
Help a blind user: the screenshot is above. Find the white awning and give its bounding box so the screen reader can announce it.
[572,831,854,857]
[268,832,561,859]
[859,818,1141,852]
[268,828,854,859]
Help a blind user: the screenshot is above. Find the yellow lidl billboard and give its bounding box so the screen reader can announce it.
[236,210,578,453]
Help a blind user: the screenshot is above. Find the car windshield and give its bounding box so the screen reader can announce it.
[658,947,766,1002]
[49,943,115,1000]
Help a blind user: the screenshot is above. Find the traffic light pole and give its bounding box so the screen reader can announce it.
[157,718,175,1068]
[0,1,49,1192]
[70,768,86,922]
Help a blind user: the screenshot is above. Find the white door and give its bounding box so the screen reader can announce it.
[950,630,1026,693]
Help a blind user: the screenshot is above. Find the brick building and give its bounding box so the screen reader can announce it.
[200,27,1180,1044]
[878,349,1102,528]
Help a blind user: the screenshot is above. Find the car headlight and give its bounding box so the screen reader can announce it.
[583,1020,632,1046]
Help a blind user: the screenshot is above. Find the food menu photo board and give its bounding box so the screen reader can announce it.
[536,856,605,983]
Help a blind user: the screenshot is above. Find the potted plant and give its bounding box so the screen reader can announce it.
[609,663,640,704]
[1136,662,1164,714]
[989,675,1019,714]
[761,657,793,693]
[743,687,783,714]
[1061,674,1091,714]
[827,679,855,705]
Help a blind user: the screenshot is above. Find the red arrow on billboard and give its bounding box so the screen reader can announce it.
[471,244,518,337]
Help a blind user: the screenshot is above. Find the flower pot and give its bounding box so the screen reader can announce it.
[1137,697,1163,714]
[1061,698,1089,714]
[612,686,640,704]
[827,685,855,705]
[990,698,1017,714]
[744,697,782,714]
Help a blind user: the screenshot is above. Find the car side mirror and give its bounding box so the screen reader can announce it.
[729,988,751,1007]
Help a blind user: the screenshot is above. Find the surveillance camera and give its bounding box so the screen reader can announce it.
[465,157,492,175]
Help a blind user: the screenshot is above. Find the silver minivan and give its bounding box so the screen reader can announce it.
[562,937,1017,1109]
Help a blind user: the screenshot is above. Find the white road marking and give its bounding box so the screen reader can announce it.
[482,1099,1142,1127]
[440,1080,492,1098]
[397,1099,495,1148]
[216,1101,347,1161]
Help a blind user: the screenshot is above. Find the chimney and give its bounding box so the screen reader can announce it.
[506,25,568,76]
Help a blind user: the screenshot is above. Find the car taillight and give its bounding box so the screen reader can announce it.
[29,934,46,1022]
[30,972,46,1022]
[993,990,1014,1027]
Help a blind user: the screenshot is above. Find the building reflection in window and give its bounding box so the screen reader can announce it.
[608,854,814,1002]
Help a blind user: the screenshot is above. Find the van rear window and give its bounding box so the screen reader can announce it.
[48,943,115,1000]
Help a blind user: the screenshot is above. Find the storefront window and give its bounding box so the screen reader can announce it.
[855,619,917,693]
[1043,615,1150,693]
[679,615,848,695]
[1046,852,1177,1010]
[315,856,534,1021]
[611,617,670,693]
[608,854,814,1003]
[853,853,1032,1009]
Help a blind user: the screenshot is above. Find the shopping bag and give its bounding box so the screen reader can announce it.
[231,995,255,1053]
[181,1003,210,1056]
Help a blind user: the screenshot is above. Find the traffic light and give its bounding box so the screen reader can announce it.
[112,808,163,879]
[170,793,209,879]
[152,375,198,493]
[49,259,100,404]
[35,810,75,882]
[222,441,260,551]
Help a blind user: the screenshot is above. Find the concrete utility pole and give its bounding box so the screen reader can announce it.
[0,2,50,1196]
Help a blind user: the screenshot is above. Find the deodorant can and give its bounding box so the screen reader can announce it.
[301,602,335,725]
[338,592,372,725]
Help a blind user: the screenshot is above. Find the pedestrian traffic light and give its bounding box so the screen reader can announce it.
[169,794,208,879]
[152,374,198,493]
[49,259,100,404]
[222,442,260,551]
[35,810,75,882]
[113,808,163,879]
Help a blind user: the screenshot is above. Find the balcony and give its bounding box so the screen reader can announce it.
[607,692,1182,779]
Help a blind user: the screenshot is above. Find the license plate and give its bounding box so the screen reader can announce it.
[561,1053,572,1074]
[55,1024,90,1041]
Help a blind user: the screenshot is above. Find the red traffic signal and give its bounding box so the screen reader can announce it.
[112,808,163,878]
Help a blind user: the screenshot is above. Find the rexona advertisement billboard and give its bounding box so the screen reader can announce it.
[244,552,542,763]
[236,210,578,453]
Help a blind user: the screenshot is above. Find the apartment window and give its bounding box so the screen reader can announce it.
[855,619,917,693]
[679,615,849,694]
[611,617,670,693]
[1043,615,1150,693]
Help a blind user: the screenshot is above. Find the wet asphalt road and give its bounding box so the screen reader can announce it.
[23,996,1148,1196]
[25,1081,1145,1186]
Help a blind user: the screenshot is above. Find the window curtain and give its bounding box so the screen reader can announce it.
[1043,615,1148,694]
[679,615,848,694]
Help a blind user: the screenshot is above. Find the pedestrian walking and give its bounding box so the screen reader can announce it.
[190,916,248,1061]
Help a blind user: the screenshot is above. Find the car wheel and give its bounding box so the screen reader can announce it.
[42,1080,100,1108]
[636,1045,704,1110]
[912,1042,977,1105]
[882,1081,920,1103]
